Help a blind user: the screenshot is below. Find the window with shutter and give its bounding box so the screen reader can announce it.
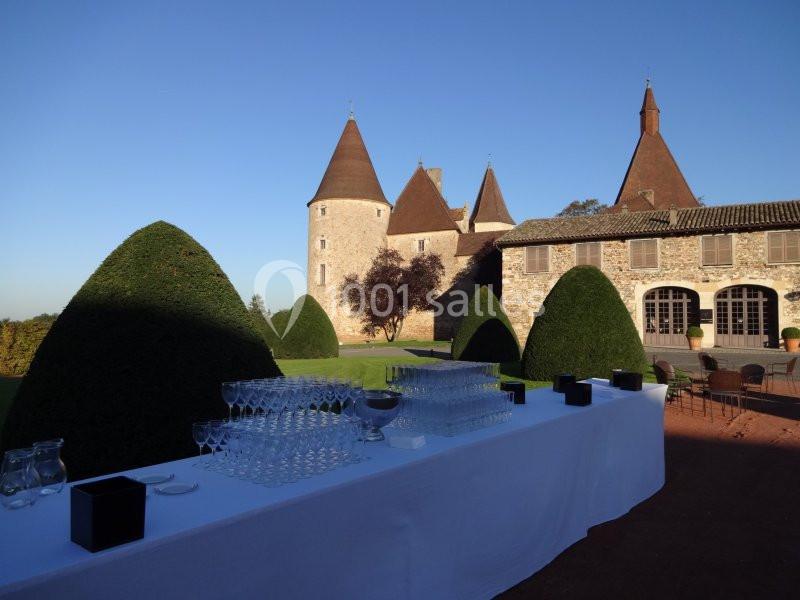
[630,239,658,269]
[767,232,800,263]
[575,242,602,267]
[524,246,550,273]
[701,235,733,266]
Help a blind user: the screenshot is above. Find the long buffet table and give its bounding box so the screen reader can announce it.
[0,380,666,599]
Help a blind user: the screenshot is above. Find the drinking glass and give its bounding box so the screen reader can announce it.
[192,421,210,463]
[221,382,238,420]
[33,439,67,496]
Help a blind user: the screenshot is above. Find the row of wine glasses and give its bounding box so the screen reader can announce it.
[1,439,68,510]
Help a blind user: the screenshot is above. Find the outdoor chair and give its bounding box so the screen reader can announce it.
[694,352,732,396]
[707,370,745,420]
[739,363,765,405]
[654,360,693,413]
[765,357,798,394]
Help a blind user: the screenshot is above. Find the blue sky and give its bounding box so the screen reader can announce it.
[1,0,798,319]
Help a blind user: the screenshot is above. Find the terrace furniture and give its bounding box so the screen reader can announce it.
[765,357,798,394]
[654,360,693,413]
[693,353,732,397]
[739,363,765,404]
[0,383,667,600]
[707,370,745,420]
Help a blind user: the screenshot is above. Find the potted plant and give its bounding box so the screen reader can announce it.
[781,327,800,352]
[686,326,704,350]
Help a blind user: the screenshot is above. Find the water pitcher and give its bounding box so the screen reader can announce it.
[1,448,41,509]
[34,439,67,495]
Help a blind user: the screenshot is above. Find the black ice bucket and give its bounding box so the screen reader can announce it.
[617,371,643,391]
[553,374,576,393]
[565,382,593,406]
[610,369,624,387]
[501,380,526,405]
[71,476,146,552]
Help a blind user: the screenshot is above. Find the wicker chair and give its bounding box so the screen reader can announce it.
[707,370,744,420]
[765,357,798,394]
[654,360,693,413]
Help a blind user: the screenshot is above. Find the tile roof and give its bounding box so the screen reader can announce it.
[449,207,466,221]
[470,167,515,225]
[387,166,459,235]
[455,231,505,256]
[497,200,800,247]
[309,118,388,205]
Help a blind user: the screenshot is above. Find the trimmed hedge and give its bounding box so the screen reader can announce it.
[254,294,339,359]
[686,326,704,338]
[1,221,281,480]
[0,314,57,376]
[452,286,520,362]
[522,266,647,381]
[781,327,800,339]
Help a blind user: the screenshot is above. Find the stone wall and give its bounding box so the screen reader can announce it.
[501,231,800,348]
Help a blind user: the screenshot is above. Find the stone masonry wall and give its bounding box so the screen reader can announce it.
[502,231,800,348]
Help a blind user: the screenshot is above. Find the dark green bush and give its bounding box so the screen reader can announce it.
[452,286,520,362]
[686,326,704,338]
[522,266,647,381]
[0,314,57,376]
[781,327,800,339]
[1,221,281,480]
[253,294,339,359]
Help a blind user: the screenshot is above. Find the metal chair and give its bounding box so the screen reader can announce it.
[707,370,744,420]
[765,357,798,394]
[739,363,765,410]
[654,360,693,413]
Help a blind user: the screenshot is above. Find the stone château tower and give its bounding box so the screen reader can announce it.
[306,115,391,340]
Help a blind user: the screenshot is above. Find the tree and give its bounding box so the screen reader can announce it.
[253,295,339,359]
[522,266,647,381]
[340,248,444,342]
[2,221,281,480]
[248,294,267,318]
[557,198,608,217]
[0,313,59,376]
[451,286,519,362]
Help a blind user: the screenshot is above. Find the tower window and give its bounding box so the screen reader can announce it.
[417,240,426,253]
[377,209,382,218]
[320,238,326,250]
[319,264,326,285]
[319,206,327,217]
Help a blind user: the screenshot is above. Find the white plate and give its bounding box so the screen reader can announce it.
[154,482,198,496]
[135,473,174,485]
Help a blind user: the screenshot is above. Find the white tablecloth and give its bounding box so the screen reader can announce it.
[0,381,666,599]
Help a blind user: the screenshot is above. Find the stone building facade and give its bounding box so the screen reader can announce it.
[307,115,514,342]
[499,84,800,350]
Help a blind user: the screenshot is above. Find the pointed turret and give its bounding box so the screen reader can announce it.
[469,166,515,232]
[309,117,388,205]
[611,84,698,212]
[387,165,458,235]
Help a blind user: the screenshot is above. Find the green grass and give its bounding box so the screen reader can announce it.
[0,376,23,447]
[340,339,450,349]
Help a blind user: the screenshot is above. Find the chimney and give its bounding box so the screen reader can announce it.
[426,168,443,194]
[639,189,655,207]
[669,204,678,226]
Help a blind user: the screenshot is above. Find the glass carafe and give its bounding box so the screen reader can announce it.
[33,439,67,495]
[1,448,41,509]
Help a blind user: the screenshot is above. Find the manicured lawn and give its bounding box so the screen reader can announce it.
[0,376,23,446]
[340,339,450,349]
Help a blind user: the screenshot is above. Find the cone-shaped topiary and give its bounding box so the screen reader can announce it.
[452,286,520,362]
[1,221,281,480]
[522,266,647,381]
[254,294,339,359]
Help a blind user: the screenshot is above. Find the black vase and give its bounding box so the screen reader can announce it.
[565,382,593,406]
[501,380,526,405]
[553,374,576,393]
[71,476,146,553]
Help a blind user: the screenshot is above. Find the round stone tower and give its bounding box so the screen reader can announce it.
[307,115,390,341]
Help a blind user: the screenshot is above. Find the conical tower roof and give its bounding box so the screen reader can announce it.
[611,84,698,212]
[309,117,388,205]
[387,165,459,235]
[470,166,515,226]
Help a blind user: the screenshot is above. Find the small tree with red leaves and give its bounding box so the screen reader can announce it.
[340,248,444,342]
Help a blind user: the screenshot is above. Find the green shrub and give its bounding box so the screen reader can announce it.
[522,266,647,381]
[781,327,800,339]
[0,314,57,376]
[452,286,520,362]
[254,295,339,359]
[1,221,281,480]
[686,326,704,338]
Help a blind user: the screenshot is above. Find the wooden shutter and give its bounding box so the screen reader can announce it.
[786,232,800,262]
[577,242,601,267]
[702,235,732,266]
[525,246,549,273]
[631,239,658,269]
[768,232,800,263]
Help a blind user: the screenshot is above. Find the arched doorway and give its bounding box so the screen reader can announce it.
[715,285,778,348]
[643,287,700,347]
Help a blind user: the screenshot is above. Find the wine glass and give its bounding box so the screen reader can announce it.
[221,382,238,420]
[192,421,209,460]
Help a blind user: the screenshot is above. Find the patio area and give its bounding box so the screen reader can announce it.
[502,382,800,598]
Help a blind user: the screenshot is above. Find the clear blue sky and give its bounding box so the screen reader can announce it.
[1,0,798,319]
